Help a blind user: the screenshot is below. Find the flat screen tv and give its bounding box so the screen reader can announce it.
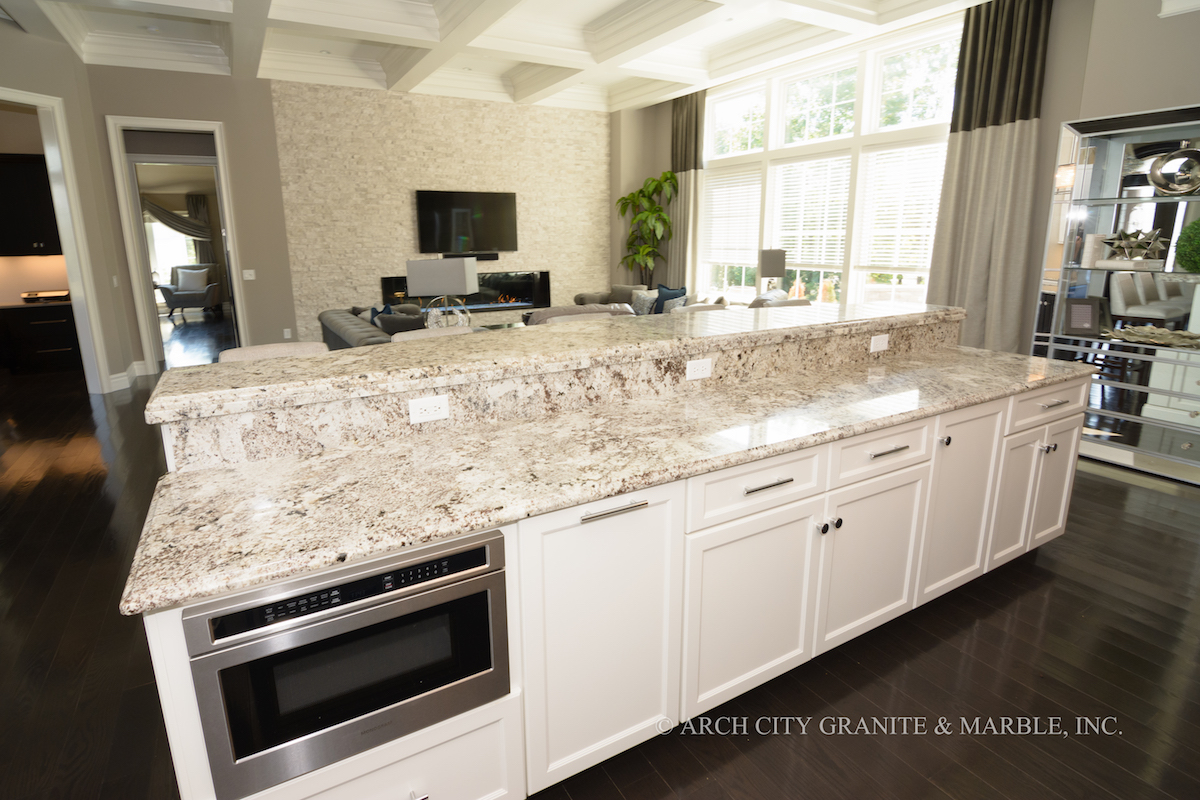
[416,190,518,255]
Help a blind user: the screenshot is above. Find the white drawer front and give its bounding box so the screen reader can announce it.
[829,418,932,489]
[1006,378,1088,435]
[686,446,828,532]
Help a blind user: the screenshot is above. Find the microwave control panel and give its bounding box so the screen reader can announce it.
[208,546,487,641]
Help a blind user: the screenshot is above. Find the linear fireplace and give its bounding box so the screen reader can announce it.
[382,271,551,313]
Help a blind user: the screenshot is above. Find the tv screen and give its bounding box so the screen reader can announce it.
[416,191,518,254]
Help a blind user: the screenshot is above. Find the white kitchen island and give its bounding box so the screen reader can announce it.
[120,303,1094,800]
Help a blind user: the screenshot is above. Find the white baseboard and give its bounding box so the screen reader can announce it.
[106,360,157,393]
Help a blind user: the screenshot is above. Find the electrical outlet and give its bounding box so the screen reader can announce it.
[242,269,256,281]
[409,395,449,424]
[870,333,889,353]
[112,276,119,288]
[283,328,292,339]
[686,357,712,380]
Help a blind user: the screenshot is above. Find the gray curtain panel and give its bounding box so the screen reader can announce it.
[926,0,1053,353]
[140,196,211,241]
[186,193,217,265]
[663,90,705,290]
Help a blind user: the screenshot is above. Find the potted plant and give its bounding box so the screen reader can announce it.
[616,171,678,285]
[1177,217,1200,274]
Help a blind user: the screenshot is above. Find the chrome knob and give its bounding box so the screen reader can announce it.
[939,436,952,446]
[1041,443,1058,453]
[831,517,843,529]
[818,522,830,535]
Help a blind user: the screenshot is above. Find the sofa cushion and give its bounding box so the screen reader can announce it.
[654,285,687,314]
[631,289,658,316]
[747,289,788,308]
[608,284,647,305]
[374,312,427,335]
[176,268,209,292]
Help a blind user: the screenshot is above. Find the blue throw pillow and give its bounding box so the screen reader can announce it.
[654,286,686,314]
[370,304,393,322]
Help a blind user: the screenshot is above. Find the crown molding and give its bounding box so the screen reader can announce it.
[83,30,230,74]
[269,0,439,42]
[258,49,386,89]
[1160,0,1200,17]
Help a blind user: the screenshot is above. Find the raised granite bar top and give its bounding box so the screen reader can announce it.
[144,302,964,424]
[121,343,1093,615]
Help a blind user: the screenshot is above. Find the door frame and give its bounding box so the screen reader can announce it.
[0,86,108,393]
[106,116,249,372]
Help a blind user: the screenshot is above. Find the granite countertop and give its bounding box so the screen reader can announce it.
[144,303,965,423]
[121,344,1094,616]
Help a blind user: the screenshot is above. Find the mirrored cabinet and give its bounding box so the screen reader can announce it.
[1035,106,1200,484]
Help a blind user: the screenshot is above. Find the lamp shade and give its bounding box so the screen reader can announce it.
[406,257,479,296]
[759,249,786,278]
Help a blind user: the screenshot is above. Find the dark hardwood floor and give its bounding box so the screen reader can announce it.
[159,305,238,369]
[1,366,1198,800]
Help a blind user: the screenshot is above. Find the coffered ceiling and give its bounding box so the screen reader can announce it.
[2,0,985,111]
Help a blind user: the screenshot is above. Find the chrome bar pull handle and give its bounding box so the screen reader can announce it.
[867,444,910,460]
[1037,398,1069,409]
[581,500,649,524]
[743,477,794,496]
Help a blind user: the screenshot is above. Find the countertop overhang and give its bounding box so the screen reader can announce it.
[121,338,1094,616]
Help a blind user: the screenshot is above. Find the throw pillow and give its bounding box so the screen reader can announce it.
[608,284,648,305]
[630,289,658,316]
[662,294,688,313]
[374,313,426,335]
[654,286,687,314]
[176,269,209,292]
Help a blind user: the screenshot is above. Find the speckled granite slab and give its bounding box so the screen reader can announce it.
[153,304,964,471]
[121,345,1093,615]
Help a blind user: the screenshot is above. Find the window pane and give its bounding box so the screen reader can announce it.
[783,67,856,145]
[711,91,766,156]
[855,143,946,304]
[772,155,851,269]
[784,268,841,303]
[878,38,959,129]
[699,167,763,301]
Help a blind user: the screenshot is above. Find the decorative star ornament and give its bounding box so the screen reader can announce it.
[1137,229,1168,260]
[1102,230,1142,259]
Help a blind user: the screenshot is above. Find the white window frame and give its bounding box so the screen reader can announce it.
[697,16,962,306]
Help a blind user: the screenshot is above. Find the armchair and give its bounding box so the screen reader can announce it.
[158,265,221,319]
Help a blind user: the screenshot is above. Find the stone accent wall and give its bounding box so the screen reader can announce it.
[271,81,611,341]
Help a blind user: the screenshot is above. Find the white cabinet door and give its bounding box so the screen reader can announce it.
[916,399,1005,605]
[813,464,930,655]
[519,483,685,793]
[1027,415,1083,549]
[681,498,822,720]
[986,426,1042,570]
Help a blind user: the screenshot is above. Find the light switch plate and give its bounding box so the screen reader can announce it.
[870,334,889,353]
[686,358,712,380]
[409,395,449,424]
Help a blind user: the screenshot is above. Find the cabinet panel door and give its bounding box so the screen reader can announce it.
[986,427,1042,570]
[1027,415,1083,550]
[814,464,929,655]
[682,498,821,719]
[917,399,1005,605]
[519,483,684,793]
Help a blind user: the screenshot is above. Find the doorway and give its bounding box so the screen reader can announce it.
[107,119,248,372]
[133,160,239,368]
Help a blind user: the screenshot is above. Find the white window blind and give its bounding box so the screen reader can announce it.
[857,143,947,271]
[700,167,763,267]
[771,155,851,267]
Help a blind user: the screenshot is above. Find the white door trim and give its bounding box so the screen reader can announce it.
[106,115,250,373]
[0,86,109,393]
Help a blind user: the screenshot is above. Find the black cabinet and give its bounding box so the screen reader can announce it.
[0,154,63,256]
[0,303,82,373]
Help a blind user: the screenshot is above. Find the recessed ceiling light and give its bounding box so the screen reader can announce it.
[320,49,331,54]
[145,25,160,32]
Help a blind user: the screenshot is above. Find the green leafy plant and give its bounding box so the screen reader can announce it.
[616,171,678,285]
[1177,217,1200,274]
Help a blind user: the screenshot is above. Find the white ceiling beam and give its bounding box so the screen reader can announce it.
[1161,0,1200,16]
[708,19,848,79]
[503,63,583,104]
[269,0,438,43]
[39,0,231,21]
[265,17,437,50]
[386,0,524,92]
[380,46,430,89]
[762,0,879,33]
[584,0,724,64]
[229,0,269,78]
